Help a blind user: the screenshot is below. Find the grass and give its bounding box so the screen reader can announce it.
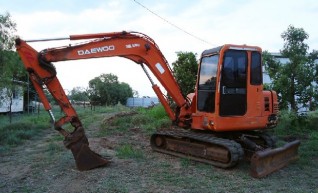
[100,105,171,136]
[100,106,318,192]
[0,115,50,148]
[274,110,318,165]
[99,180,129,193]
[1,105,318,192]
[116,144,144,160]
[46,142,64,156]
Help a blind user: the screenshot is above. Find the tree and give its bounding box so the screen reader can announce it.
[0,13,28,122]
[117,82,133,104]
[88,73,133,105]
[0,12,16,51]
[263,25,318,112]
[0,12,19,87]
[0,12,20,82]
[172,52,198,97]
[69,87,89,102]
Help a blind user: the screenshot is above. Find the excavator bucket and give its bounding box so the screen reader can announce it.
[250,140,300,178]
[64,128,110,171]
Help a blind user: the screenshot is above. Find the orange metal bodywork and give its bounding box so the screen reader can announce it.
[16,32,278,133]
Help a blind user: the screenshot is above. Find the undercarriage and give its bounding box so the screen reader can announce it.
[151,128,300,178]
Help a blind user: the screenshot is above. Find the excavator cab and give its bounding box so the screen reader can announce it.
[193,45,275,132]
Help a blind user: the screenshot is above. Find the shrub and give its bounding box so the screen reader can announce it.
[307,111,318,130]
[274,110,318,137]
[146,105,168,119]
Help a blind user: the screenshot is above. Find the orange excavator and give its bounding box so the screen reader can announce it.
[15,31,300,178]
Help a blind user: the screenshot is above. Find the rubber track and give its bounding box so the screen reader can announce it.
[151,128,244,168]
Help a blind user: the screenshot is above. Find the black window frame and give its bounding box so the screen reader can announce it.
[198,54,219,90]
[250,51,262,85]
[197,54,219,113]
[222,50,247,88]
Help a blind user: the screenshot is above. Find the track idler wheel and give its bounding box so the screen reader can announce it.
[64,127,110,171]
[153,135,166,147]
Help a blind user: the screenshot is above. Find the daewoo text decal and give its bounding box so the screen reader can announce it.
[77,45,115,55]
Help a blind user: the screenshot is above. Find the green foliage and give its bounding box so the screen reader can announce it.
[299,131,318,164]
[272,110,318,166]
[117,82,133,104]
[305,111,318,130]
[68,86,89,102]
[274,110,318,136]
[116,144,144,159]
[88,73,133,105]
[0,12,19,82]
[0,50,25,80]
[263,25,318,111]
[0,110,50,152]
[172,52,198,96]
[109,116,133,132]
[0,12,17,51]
[100,105,171,135]
[138,104,168,119]
[136,105,171,133]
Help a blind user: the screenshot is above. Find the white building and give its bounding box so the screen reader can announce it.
[0,85,24,113]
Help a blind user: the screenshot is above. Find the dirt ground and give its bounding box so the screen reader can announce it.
[0,112,317,193]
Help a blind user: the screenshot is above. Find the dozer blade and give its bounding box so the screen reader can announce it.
[64,127,110,171]
[250,140,300,178]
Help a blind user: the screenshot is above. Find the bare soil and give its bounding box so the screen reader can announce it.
[0,112,317,193]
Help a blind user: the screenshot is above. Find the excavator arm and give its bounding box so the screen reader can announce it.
[15,31,191,170]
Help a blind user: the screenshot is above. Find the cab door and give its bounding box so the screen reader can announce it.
[219,50,247,116]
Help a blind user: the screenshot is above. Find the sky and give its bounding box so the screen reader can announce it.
[1,0,318,97]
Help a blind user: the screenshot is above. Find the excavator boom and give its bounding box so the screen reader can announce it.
[34,31,191,124]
